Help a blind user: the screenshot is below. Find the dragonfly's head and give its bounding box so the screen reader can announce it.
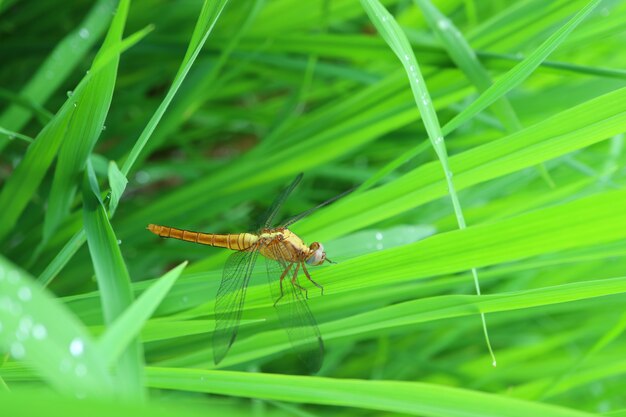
[306,242,327,266]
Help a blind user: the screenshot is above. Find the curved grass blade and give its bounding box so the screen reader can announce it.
[361,0,495,364]
[444,0,602,134]
[99,262,187,366]
[146,367,597,417]
[82,161,144,400]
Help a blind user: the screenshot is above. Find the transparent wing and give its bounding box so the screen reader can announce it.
[282,186,354,227]
[212,248,259,365]
[262,173,303,229]
[266,244,324,373]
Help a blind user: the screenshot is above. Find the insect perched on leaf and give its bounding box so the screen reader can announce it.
[148,174,348,373]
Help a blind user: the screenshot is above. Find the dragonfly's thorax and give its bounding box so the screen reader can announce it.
[257,228,315,263]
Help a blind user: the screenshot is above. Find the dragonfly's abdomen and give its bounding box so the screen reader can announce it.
[147,224,257,251]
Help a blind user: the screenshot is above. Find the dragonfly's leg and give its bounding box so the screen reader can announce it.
[273,263,293,307]
[301,262,324,296]
[290,263,309,299]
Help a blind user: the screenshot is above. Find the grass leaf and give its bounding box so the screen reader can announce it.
[82,161,144,400]
[99,262,186,366]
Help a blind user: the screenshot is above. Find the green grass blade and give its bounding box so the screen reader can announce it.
[296,86,626,240]
[0,389,226,417]
[146,368,597,417]
[444,0,602,134]
[81,162,144,400]
[37,230,86,288]
[414,0,522,132]
[0,256,114,398]
[361,0,495,364]
[99,262,186,366]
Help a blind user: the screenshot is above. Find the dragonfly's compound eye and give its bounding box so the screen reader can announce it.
[306,242,326,266]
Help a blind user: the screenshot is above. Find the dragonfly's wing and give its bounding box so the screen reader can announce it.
[262,173,303,229]
[282,186,353,227]
[213,248,259,365]
[266,245,324,373]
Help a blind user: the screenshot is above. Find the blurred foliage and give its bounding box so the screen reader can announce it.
[2,0,626,416]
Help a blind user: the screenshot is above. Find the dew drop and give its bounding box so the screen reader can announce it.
[376,243,384,250]
[69,338,84,357]
[79,28,90,39]
[33,324,47,340]
[10,342,25,359]
[67,90,74,98]
[375,232,383,241]
[18,287,32,301]
[437,19,450,30]
[404,54,410,61]
[117,239,122,245]
[101,125,107,131]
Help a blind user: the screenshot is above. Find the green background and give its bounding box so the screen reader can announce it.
[1,0,626,416]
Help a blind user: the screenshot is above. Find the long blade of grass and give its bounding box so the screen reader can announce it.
[296,86,626,241]
[146,368,596,417]
[444,0,602,134]
[99,262,186,366]
[82,161,144,400]
[360,0,600,198]
[415,0,522,132]
[361,0,495,365]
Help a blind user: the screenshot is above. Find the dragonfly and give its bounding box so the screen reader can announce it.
[147,174,346,373]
